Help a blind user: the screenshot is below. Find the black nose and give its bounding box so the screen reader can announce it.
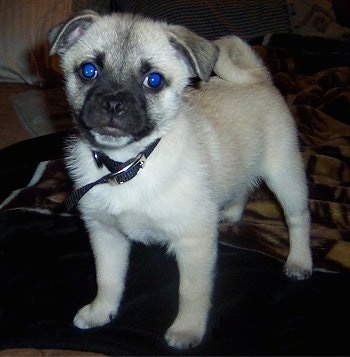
[101,92,127,114]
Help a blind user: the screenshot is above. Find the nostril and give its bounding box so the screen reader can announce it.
[101,94,127,114]
[113,99,126,114]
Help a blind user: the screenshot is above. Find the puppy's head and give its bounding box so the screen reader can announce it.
[48,11,218,148]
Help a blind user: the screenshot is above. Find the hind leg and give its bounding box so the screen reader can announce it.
[220,194,248,223]
[264,154,312,280]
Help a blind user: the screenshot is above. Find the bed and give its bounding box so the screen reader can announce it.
[0,0,349,355]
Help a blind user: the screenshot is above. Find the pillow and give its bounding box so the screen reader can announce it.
[117,0,291,40]
[72,0,110,13]
[0,0,71,84]
[287,0,350,38]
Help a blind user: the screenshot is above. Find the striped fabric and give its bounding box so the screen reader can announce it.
[116,0,290,40]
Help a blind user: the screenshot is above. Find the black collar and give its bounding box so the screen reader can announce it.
[63,138,160,212]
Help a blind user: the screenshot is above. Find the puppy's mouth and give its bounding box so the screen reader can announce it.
[88,127,132,148]
[76,87,154,146]
[76,110,156,149]
[90,117,130,137]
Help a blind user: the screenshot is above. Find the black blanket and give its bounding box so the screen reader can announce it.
[1,210,350,356]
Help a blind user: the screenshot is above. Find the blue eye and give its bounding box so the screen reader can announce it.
[144,72,163,89]
[81,63,98,80]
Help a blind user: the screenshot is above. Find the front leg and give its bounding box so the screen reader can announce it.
[165,232,217,349]
[74,220,131,329]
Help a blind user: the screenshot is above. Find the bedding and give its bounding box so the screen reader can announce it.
[0,39,349,355]
[114,0,290,40]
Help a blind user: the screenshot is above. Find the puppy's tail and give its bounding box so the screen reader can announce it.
[213,36,271,84]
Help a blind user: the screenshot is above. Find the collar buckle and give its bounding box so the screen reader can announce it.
[108,152,146,185]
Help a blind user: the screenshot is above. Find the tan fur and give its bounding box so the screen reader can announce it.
[49,11,312,350]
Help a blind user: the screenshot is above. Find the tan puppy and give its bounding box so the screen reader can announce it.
[48,11,312,349]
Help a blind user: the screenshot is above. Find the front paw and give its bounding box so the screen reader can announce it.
[165,323,205,349]
[73,302,117,329]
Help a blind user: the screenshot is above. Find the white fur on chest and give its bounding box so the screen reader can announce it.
[66,120,219,244]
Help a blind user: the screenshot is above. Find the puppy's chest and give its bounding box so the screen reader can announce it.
[80,173,176,242]
[89,188,171,243]
[117,211,166,243]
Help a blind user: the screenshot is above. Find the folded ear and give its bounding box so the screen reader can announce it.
[167,25,219,82]
[48,10,99,56]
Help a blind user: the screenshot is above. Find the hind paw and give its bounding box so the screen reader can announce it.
[283,261,312,280]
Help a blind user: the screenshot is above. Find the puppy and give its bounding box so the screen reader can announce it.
[48,10,312,349]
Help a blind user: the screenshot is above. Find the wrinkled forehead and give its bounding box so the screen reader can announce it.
[64,15,183,78]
